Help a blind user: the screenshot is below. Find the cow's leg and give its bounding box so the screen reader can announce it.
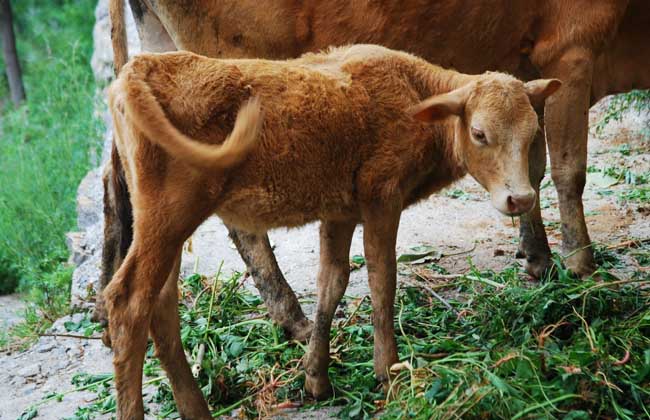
[363,206,400,387]
[149,254,211,419]
[304,220,356,400]
[539,48,596,277]
[517,115,553,278]
[105,225,186,419]
[93,149,133,348]
[228,227,313,341]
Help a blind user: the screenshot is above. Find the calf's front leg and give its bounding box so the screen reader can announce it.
[363,206,400,386]
[149,255,211,420]
[304,220,356,400]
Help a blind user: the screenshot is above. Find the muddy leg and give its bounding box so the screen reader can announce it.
[304,221,356,400]
[93,148,133,349]
[362,207,400,387]
[228,227,313,341]
[149,254,211,419]
[541,48,596,277]
[517,116,553,278]
[104,237,182,420]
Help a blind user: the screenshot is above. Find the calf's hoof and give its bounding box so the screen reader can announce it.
[305,372,333,401]
[286,318,314,342]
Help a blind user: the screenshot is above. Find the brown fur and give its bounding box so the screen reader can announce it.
[105,46,559,419]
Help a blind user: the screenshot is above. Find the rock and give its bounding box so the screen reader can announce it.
[76,167,104,230]
[22,383,37,396]
[17,364,40,378]
[35,341,56,354]
[66,232,89,266]
[66,345,84,359]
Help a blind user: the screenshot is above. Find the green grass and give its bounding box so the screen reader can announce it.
[596,90,650,138]
[0,0,102,341]
[31,255,649,420]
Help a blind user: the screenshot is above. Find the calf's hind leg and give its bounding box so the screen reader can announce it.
[363,206,400,387]
[149,254,211,419]
[304,220,356,400]
[105,216,195,420]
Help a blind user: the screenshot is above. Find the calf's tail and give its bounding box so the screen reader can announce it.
[123,71,263,169]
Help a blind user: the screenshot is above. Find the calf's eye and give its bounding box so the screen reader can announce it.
[471,127,487,144]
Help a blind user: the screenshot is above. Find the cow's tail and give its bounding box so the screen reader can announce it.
[109,0,128,75]
[122,69,263,169]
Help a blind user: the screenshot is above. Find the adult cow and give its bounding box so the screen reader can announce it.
[98,0,650,340]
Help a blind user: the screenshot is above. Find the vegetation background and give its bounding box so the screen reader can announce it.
[0,0,102,333]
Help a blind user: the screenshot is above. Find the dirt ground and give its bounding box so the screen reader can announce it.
[0,102,648,419]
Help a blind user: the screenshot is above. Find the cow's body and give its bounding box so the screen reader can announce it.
[107,45,556,419]
[98,0,650,342]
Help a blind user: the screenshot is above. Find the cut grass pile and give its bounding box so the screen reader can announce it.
[39,257,649,420]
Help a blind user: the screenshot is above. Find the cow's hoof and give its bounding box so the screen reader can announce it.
[305,373,333,400]
[524,253,554,280]
[286,318,314,342]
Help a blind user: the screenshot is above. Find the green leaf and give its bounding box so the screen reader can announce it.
[424,379,443,402]
[18,407,38,420]
[351,255,365,265]
[486,371,510,395]
[397,245,441,264]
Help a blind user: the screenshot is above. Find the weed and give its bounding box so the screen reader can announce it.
[445,189,469,200]
[596,90,650,136]
[621,187,650,204]
[48,259,649,420]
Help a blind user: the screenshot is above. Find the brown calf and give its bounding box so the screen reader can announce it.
[106,45,560,419]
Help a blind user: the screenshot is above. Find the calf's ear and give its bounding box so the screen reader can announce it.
[408,85,469,122]
[524,79,562,109]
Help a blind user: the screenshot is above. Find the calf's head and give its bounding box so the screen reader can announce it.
[411,74,561,216]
